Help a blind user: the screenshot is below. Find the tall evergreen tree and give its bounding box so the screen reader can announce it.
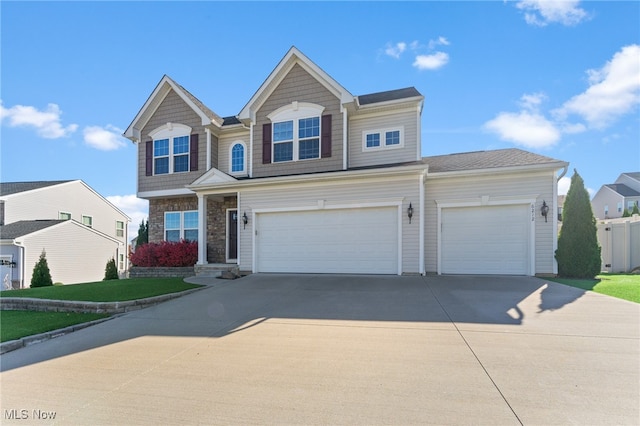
[104,257,119,280]
[555,170,601,278]
[31,249,54,288]
[136,219,148,248]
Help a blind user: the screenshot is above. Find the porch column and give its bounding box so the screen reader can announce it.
[197,194,207,265]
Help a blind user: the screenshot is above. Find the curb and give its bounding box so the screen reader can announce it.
[0,287,206,355]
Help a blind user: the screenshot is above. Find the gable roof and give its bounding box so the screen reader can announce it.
[0,180,73,197]
[424,148,566,174]
[0,220,66,239]
[124,75,223,142]
[238,46,354,122]
[622,172,640,181]
[605,183,640,197]
[357,87,422,106]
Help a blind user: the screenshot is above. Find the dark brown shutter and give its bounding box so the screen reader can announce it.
[321,114,332,158]
[262,123,272,164]
[190,134,199,171]
[145,141,153,176]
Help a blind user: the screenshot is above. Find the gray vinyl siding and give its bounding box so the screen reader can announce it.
[218,130,250,176]
[2,181,128,247]
[138,90,213,193]
[252,64,344,177]
[238,174,422,274]
[348,109,419,168]
[615,174,640,192]
[591,187,625,219]
[22,221,120,285]
[424,170,557,275]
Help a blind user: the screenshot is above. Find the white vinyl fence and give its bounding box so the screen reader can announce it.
[596,215,640,273]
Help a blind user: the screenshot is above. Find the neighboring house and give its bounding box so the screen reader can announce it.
[557,195,565,222]
[124,46,568,276]
[0,180,130,288]
[591,172,640,219]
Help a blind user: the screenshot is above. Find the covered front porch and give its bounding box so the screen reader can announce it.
[196,192,239,267]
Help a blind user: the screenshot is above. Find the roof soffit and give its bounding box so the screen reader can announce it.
[238,47,354,122]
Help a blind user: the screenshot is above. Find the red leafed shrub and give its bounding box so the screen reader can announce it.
[130,241,198,267]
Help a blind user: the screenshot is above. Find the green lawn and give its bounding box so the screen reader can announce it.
[1,311,110,343]
[0,278,201,302]
[548,273,640,303]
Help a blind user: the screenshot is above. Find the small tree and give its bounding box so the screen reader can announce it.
[631,203,640,216]
[136,219,148,248]
[555,170,601,278]
[622,208,631,218]
[104,257,119,280]
[31,249,54,288]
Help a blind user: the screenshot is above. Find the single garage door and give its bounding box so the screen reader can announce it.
[256,207,399,274]
[441,204,530,275]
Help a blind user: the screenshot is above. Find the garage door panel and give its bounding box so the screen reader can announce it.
[442,204,529,275]
[256,207,398,274]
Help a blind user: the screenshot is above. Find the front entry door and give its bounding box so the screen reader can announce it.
[227,210,238,261]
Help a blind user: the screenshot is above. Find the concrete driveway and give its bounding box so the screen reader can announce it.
[1,274,638,425]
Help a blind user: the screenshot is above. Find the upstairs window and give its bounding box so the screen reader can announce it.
[264,102,330,164]
[82,215,93,228]
[116,221,125,238]
[618,202,623,213]
[59,212,71,220]
[363,127,404,151]
[230,142,246,174]
[146,123,197,176]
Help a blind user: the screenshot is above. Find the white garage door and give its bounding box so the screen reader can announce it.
[256,207,399,274]
[441,204,530,275]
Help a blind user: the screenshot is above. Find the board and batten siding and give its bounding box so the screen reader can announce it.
[348,108,419,168]
[3,181,128,246]
[217,130,250,176]
[138,90,214,193]
[252,63,344,178]
[237,174,422,274]
[22,222,121,285]
[424,170,557,275]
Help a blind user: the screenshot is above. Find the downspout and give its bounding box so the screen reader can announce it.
[205,128,212,171]
[342,107,348,170]
[249,122,254,177]
[419,170,425,275]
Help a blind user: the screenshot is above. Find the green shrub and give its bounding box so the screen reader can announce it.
[555,170,601,278]
[31,249,54,288]
[104,257,119,280]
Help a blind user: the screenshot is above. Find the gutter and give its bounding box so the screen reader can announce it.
[425,161,570,179]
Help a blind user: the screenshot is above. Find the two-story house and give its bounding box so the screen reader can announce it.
[125,47,568,276]
[0,180,130,288]
[591,172,640,219]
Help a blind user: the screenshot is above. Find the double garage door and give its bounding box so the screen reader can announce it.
[441,204,531,275]
[255,207,399,274]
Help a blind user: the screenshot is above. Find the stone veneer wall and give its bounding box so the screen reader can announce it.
[207,196,237,263]
[148,196,237,264]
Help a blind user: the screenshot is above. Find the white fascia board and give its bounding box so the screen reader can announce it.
[137,188,195,199]
[191,164,428,195]
[76,180,132,221]
[124,76,172,140]
[355,96,425,112]
[190,167,237,186]
[426,161,570,179]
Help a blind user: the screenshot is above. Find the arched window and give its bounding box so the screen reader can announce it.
[230,142,245,174]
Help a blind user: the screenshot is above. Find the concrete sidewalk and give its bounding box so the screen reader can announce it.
[1,274,638,425]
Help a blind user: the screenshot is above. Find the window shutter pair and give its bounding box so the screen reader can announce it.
[261,114,332,164]
[145,134,199,175]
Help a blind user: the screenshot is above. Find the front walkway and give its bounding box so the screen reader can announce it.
[1,274,638,425]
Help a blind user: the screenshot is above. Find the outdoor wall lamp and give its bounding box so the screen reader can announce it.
[541,201,549,223]
[407,203,414,224]
[242,212,248,229]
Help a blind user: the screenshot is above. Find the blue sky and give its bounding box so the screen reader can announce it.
[2,1,639,233]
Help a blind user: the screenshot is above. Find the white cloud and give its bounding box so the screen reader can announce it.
[83,125,127,151]
[428,36,450,49]
[106,195,149,242]
[516,0,588,26]
[558,176,571,195]
[413,52,449,70]
[384,42,407,59]
[555,44,640,129]
[0,101,78,138]
[519,92,547,111]
[484,110,561,149]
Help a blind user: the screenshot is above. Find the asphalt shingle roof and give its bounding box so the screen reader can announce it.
[423,148,563,173]
[0,220,66,240]
[0,181,72,197]
[623,172,640,181]
[605,184,640,197]
[357,87,422,105]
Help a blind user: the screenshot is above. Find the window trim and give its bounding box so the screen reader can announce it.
[267,102,324,163]
[59,211,71,220]
[116,220,125,238]
[164,210,198,242]
[82,215,93,228]
[362,127,405,152]
[149,123,192,175]
[229,141,247,174]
